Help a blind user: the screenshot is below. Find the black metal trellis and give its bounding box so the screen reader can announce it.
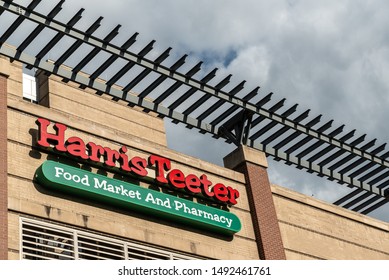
[0,0,388,214]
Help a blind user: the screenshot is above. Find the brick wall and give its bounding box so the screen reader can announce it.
[235,162,286,260]
[0,74,7,260]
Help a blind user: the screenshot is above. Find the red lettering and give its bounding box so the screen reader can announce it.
[199,174,214,197]
[35,119,240,205]
[185,174,201,194]
[213,183,229,203]
[227,186,240,205]
[103,147,120,167]
[167,169,186,189]
[36,118,66,152]
[118,146,131,172]
[87,142,105,163]
[130,156,148,177]
[66,137,89,160]
[148,155,170,184]
[86,142,120,167]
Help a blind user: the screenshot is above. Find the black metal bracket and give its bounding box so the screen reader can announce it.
[218,110,253,146]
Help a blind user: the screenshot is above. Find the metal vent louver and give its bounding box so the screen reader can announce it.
[21,218,198,260]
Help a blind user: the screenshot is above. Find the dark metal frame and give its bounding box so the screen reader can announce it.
[1,0,388,214]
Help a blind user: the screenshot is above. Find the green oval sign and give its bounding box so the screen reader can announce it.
[35,161,241,235]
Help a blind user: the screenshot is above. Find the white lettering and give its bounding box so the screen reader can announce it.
[93,178,106,189]
[54,167,89,186]
[54,167,64,178]
[226,218,232,228]
[174,201,183,211]
[81,175,90,186]
[106,184,115,193]
[183,202,191,214]
[72,174,80,183]
[146,193,171,208]
[128,190,141,199]
[63,172,71,180]
[120,185,128,196]
[174,200,233,228]
[145,192,156,203]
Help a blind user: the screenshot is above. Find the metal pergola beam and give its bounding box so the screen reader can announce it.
[0,0,386,171]
[1,0,388,214]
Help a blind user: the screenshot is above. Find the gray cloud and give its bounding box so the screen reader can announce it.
[18,0,389,221]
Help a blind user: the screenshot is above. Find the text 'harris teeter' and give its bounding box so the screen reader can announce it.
[35,118,240,206]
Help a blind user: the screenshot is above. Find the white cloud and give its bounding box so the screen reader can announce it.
[15,0,389,221]
[225,45,271,85]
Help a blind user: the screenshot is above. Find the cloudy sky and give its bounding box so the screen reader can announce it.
[5,0,389,221]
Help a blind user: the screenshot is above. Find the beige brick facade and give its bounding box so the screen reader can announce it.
[0,73,8,260]
[1,55,389,260]
[273,185,389,259]
[3,56,257,260]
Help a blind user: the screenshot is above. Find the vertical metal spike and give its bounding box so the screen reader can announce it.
[201,68,218,84]
[67,8,85,27]
[103,24,121,42]
[185,62,203,78]
[47,0,65,19]
[255,92,273,107]
[170,54,187,71]
[85,16,103,35]
[197,81,246,121]
[26,0,42,11]
[215,74,232,90]
[154,47,171,64]
[293,110,310,123]
[121,32,138,50]
[281,104,298,117]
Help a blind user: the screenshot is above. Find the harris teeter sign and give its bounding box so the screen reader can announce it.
[35,161,241,235]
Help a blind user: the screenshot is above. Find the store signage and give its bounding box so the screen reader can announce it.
[35,118,240,205]
[35,161,242,235]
